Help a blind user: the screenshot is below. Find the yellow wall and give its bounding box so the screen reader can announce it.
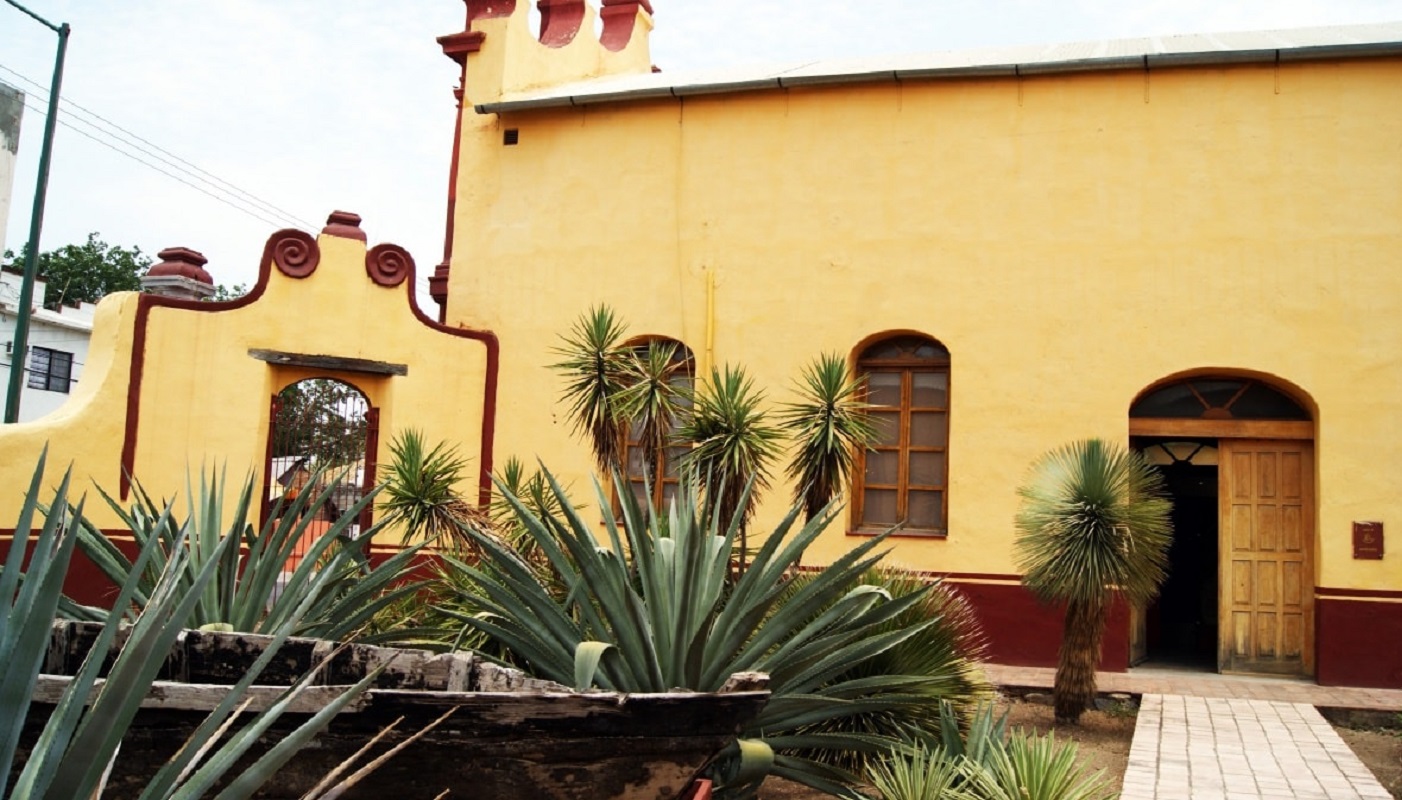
[446,58,1402,591]
[0,228,489,540]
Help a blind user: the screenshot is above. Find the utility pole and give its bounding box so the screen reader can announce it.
[2,0,69,423]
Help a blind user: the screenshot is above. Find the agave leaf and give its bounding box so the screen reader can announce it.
[573,641,614,690]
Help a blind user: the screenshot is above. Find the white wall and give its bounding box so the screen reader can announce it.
[0,270,94,422]
[0,81,22,260]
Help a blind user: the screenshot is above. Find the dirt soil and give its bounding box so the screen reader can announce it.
[757,696,1137,799]
[1336,726,1402,799]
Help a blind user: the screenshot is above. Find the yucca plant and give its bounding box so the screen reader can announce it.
[551,304,633,475]
[380,428,490,549]
[963,729,1117,800]
[0,453,409,799]
[779,353,879,522]
[613,339,692,480]
[447,467,987,799]
[72,466,427,643]
[676,364,782,568]
[1013,439,1172,722]
[867,742,963,800]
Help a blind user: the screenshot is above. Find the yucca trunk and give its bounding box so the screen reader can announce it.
[1053,596,1107,723]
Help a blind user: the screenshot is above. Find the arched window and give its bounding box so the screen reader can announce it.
[621,338,695,511]
[853,335,950,535]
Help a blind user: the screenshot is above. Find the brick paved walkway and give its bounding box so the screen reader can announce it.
[1120,694,1391,800]
[983,664,1402,799]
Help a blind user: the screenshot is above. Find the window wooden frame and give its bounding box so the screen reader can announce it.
[852,336,950,536]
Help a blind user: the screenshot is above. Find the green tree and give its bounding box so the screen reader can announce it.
[5,232,150,309]
[271,379,368,465]
[211,282,248,301]
[1013,439,1172,723]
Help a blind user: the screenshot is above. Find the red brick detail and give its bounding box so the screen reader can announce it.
[1317,598,1402,688]
[147,247,213,284]
[366,244,412,288]
[538,0,584,47]
[321,210,367,242]
[271,229,321,279]
[951,581,1131,671]
[439,30,487,66]
[599,0,651,52]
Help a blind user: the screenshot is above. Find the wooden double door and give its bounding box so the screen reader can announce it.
[1218,439,1314,675]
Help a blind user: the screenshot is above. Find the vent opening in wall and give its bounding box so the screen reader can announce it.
[503,128,519,146]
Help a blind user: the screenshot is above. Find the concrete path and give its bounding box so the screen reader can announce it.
[982,664,1401,799]
[1119,694,1390,800]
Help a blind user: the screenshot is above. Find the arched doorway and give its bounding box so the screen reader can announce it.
[1129,374,1315,677]
[264,378,380,563]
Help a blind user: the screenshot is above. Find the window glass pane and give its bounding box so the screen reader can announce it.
[1191,380,1246,411]
[909,412,947,447]
[864,451,899,485]
[1233,382,1310,420]
[1130,383,1204,418]
[907,491,943,530]
[629,481,650,509]
[661,482,678,510]
[664,445,689,478]
[861,336,948,361]
[908,452,946,487]
[911,372,948,408]
[626,446,646,478]
[862,489,898,525]
[865,372,902,407]
[27,348,49,390]
[914,341,949,359]
[871,411,901,446]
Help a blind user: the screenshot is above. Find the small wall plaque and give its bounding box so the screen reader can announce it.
[1352,521,1384,560]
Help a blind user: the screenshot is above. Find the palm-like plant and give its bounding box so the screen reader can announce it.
[677,364,781,565]
[613,339,692,480]
[551,304,632,475]
[1013,439,1172,723]
[779,353,879,522]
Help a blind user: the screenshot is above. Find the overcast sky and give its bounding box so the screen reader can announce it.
[3,0,1401,303]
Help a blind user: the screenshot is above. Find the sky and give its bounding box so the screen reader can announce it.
[2,0,1401,306]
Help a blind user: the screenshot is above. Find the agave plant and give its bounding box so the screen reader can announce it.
[0,453,422,799]
[779,353,879,522]
[795,568,994,773]
[445,467,993,798]
[72,466,426,643]
[676,364,782,567]
[1013,439,1172,723]
[551,304,633,475]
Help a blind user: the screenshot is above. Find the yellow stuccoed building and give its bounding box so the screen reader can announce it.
[432,3,1402,687]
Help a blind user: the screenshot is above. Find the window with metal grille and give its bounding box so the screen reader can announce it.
[852,335,950,535]
[27,346,73,393]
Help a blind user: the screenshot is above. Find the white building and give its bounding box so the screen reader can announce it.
[1,80,22,260]
[0,269,96,421]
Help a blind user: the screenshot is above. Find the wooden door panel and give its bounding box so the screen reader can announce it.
[1219,440,1314,676]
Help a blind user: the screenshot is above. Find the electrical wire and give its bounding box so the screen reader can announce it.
[1,62,318,230]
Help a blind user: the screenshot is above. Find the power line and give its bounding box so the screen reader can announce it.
[16,96,294,231]
[1,61,319,230]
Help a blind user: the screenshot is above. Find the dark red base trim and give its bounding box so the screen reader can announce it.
[1316,586,1402,600]
[1317,598,1402,689]
[948,580,1131,671]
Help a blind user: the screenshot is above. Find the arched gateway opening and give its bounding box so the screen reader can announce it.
[1129,373,1316,677]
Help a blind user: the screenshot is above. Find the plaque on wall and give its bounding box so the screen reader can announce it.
[1352,521,1384,560]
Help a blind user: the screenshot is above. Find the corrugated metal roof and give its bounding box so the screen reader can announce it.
[477,21,1402,113]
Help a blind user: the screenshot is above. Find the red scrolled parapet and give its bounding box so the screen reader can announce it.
[600,0,652,52]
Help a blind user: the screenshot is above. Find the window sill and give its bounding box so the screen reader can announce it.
[845,528,948,540]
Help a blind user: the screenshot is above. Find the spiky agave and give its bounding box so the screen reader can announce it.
[1013,439,1172,723]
